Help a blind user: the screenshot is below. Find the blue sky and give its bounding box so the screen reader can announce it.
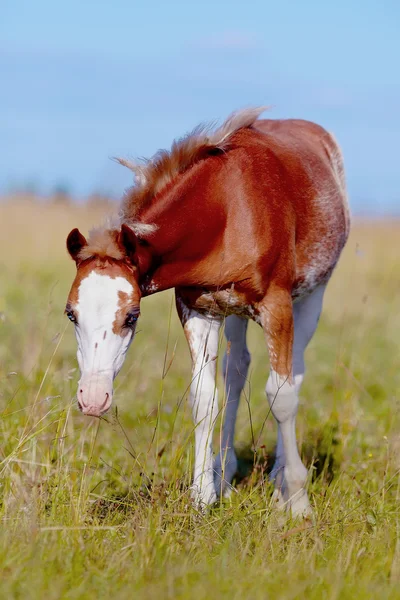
[1,0,400,213]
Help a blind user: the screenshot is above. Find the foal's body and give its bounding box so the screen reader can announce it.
[66,109,349,516]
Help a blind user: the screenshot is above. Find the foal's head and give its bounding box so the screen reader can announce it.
[66,225,140,417]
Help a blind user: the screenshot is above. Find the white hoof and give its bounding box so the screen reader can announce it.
[286,488,313,519]
[270,462,312,518]
[190,481,217,510]
[272,485,313,519]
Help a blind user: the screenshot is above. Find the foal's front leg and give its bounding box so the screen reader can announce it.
[176,295,222,508]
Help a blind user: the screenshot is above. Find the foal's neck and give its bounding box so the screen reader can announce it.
[135,159,226,294]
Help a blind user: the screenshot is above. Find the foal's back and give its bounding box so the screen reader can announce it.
[254,117,349,235]
[226,118,350,299]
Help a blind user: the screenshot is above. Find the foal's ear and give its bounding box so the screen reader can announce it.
[67,228,87,263]
[118,224,137,263]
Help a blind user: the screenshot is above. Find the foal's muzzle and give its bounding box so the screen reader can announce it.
[77,374,113,417]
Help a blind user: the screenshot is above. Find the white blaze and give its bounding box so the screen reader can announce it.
[75,270,135,379]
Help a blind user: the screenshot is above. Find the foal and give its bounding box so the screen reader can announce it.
[66,108,350,516]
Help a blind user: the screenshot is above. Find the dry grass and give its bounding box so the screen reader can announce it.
[1,197,400,599]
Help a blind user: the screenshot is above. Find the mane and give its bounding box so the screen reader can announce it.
[118,106,267,221]
[76,107,267,262]
[77,216,158,263]
[77,225,124,262]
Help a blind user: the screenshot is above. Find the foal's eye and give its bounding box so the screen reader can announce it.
[66,310,76,323]
[125,312,139,327]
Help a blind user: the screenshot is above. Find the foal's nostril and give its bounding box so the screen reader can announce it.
[99,392,110,411]
[77,401,83,412]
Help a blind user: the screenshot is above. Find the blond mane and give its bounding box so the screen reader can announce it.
[77,217,158,262]
[77,108,266,262]
[118,107,267,220]
[77,226,123,262]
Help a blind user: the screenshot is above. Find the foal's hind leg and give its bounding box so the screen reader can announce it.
[214,316,250,498]
[260,284,325,517]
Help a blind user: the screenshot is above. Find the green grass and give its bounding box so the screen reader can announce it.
[1,200,400,599]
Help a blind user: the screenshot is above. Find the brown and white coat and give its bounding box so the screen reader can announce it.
[66,108,350,516]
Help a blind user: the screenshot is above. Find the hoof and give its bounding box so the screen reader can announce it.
[272,486,313,520]
[190,482,217,510]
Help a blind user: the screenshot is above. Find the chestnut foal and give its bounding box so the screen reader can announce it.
[66,108,350,516]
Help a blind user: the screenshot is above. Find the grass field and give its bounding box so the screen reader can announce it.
[1,197,400,599]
